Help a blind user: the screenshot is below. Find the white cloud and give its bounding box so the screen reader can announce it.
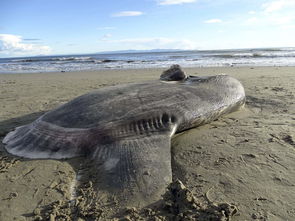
[157,0,196,5]
[242,1,295,27]
[262,0,295,13]
[243,13,295,27]
[97,26,116,30]
[270,15,295,25]
[244,17,258,25]
[101,34,112,41]
[103,34,112,38]
[204,19,222,24]
[248,11,256,14]
[280,24,295,29]
[0,34,51,56]
[111,11,144,17]
[103,37,198,50]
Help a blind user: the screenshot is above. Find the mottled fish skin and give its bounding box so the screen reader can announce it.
[2,70,245,207]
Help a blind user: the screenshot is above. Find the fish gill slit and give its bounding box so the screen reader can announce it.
[156,116,162,128]
[139,120,146,134]
[151,117,157,129]
[142,119,149,131]
[124,114,178,137]
[148,118,153,130]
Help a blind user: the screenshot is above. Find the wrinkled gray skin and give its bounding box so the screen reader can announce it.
[3,69,245,207]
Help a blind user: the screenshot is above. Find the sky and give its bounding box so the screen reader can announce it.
[0,0,295,57]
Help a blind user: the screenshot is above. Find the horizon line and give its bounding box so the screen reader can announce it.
[0,46,294,59]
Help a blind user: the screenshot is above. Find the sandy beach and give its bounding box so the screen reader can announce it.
[0,67,294,220]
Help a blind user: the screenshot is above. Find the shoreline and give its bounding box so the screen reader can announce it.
[1,64,295,75]
[0,66,295,220]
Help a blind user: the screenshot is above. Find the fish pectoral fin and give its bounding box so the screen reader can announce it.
[90,133,172,207]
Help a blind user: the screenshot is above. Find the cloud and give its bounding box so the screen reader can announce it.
[244,17,258,25]
[242,1,295,27]
[204,19,222,24]
[23,38,41,41]
[243,12,295,26]
[262,0,295,13]
[103,34,112,38]
[270,15,295,25]
[102,37,198,50]
[101,34,113,41]
[111,11,144,17]
[157,0,196,5]
[97,26,116,30]
[0,34,51,56]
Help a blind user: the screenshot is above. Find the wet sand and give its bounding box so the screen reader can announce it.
[0,67,294,220]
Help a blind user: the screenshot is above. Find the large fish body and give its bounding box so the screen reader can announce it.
[3,73,245,206]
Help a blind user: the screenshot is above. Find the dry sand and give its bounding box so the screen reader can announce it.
[0,67,294,220]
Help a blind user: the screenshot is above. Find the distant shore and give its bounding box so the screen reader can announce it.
[0,66,295,220]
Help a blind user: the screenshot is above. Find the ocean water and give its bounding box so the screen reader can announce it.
[0,48,295,73]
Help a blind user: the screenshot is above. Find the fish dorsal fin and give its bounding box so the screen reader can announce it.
[160,64,188,81]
